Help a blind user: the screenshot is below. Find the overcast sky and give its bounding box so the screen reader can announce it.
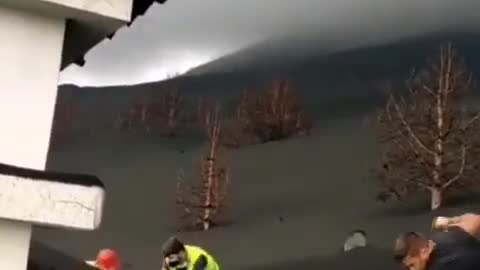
[58,0,480,87]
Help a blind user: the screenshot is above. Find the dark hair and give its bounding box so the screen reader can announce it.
[162,236,186,256]
[393,232,428,262]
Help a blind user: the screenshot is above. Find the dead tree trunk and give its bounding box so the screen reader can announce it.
[202,105,221,230]
[140,97,150,133]
[152,88,183,136]
[166,89,182,136]
[431,187,442,210]
[431,45,455,209]
[175,103,230,231]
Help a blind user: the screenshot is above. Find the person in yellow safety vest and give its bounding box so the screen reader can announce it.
[161,236,220,270]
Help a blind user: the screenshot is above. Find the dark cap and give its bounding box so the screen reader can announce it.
[162,236,185,256]
[393,232,427,261]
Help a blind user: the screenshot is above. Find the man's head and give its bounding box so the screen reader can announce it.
[162,237,188,270]
[394,232,435,270]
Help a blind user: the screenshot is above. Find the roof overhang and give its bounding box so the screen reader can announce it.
[0,0,166,70]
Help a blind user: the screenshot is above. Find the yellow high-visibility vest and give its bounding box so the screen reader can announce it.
[185,245,220,270]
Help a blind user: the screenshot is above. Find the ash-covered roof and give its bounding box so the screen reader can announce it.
[0,162,103,187]
[61,0,168,70]
[28,241,96,270]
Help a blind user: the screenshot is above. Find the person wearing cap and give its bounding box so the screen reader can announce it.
[393,213,480,270]
[161,237,220,270]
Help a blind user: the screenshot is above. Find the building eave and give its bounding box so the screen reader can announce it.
[61,0,168,70]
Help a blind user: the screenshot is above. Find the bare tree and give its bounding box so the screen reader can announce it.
[192,96,213,130]
[224,79,312,147]
[252,79,308,141]
[374,43,480,210]
[176,104,230,231]
[116,89,186,136]
[220,90,259,148]
[153,88,184,136]
[116,94,152,134]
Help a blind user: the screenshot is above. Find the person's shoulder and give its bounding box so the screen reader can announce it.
[428,246,480,270]
[185,245,203,252]
[439,258,480,270]
[428,262,451,270]
[430,227,478,247]
[457,249,480,270]
[185,245,211,257]
[429,261,460,270]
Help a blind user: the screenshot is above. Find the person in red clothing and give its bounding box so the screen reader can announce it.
[87,248,122,270]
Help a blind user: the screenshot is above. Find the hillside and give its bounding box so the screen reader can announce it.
[43,31,480,270]
[187,31,480,80]
[57,31,480,135]
[41,118,480,270]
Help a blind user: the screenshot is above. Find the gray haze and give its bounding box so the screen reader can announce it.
[59,0,480,87]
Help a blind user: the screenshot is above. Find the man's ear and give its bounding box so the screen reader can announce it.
[427,240,436,251]
[419,240,435,256]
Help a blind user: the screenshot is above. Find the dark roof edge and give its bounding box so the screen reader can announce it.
[61,0,169,70]
[0,163,104,188]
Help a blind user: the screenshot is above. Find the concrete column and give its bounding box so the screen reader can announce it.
[0,5,65,170]
[0,5,65,270]
[0,220,32,270]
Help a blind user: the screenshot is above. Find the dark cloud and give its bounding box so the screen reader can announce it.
[59,0,480,86]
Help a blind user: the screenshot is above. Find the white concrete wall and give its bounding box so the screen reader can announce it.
[0,175,105,230]
[0,5,65,170]
[44,0,133,21]
[0,6,66,270]
[0,220,32,270]
[0,0,133,22]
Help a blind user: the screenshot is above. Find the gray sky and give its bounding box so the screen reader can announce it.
[59,0,480,87]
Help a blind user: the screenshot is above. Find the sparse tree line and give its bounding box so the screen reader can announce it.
[52,79,312,144]
[51,79,313,231]
[114,79,313,147]
[114,88,190,136]
[178,42,480,231]
[169,80,313,231]
[107,79,312,231]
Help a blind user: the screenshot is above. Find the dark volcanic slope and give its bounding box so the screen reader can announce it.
[246,246,397,270]
[187,31,480,77]
[57,32,480,134]
[41,120,480,270]
[45,31,480,270]
[29,241,95,270]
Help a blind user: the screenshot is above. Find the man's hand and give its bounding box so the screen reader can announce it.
[445,213,480,237]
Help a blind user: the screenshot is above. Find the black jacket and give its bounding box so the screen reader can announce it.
[427,227,480,270]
